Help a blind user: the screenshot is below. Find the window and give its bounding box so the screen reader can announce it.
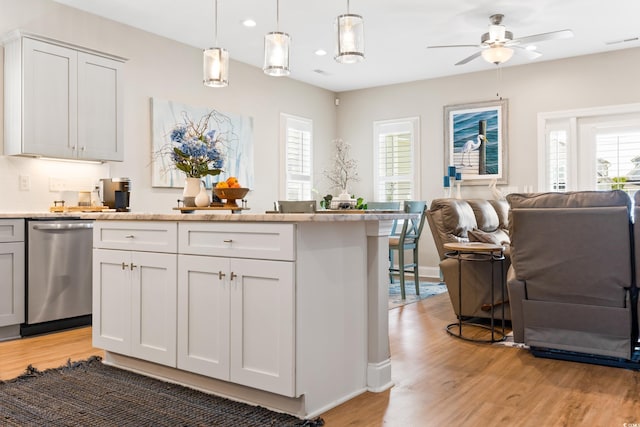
[539,104,640,199]
[373,118,420,202]
[280,114,312,200]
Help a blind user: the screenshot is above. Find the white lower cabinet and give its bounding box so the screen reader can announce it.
[0,219,25,333]
[177,254,295,396]
[93,248,177,367]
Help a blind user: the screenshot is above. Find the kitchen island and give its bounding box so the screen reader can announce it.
[84,211,415,419]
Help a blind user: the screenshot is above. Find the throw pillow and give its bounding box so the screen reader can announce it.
[467,228,510,246]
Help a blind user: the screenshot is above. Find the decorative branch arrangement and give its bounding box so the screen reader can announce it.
[323,138,360,192]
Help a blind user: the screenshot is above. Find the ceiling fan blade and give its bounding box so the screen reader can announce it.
[512,45,543,60]
[508,29,574,46]
[455,51,482,66]
[427,44,478,49]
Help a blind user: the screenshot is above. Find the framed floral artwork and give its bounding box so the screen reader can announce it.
[151,97,254,189]
[444,99,508,185]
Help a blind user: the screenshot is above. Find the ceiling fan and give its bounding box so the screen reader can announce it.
[427,14,574,66]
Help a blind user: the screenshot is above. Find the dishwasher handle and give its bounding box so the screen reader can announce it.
[32,223,94,231]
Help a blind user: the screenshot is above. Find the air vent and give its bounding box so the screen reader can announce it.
[313,69,330,76]
[605,37,639,46]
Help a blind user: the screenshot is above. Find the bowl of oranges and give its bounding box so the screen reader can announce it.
[213,177,250,208]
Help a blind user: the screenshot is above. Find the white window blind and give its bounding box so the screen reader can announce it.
[280,114,312,200]
[548,129,568,192]
[373,118,420,202]
[595,131,640,195]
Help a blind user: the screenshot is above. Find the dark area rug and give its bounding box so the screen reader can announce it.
[0,356,324,427]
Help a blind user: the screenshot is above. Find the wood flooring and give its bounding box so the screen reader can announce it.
[1,294,639,426]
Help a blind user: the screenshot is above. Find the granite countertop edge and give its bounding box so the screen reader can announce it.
[0,212,417,222]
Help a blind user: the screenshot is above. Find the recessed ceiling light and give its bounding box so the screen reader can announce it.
[242,19,257,27]
[314,49,327,56]
[525,45,537,51]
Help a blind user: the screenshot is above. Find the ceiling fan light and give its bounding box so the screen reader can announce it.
[481,46,514,64]
[335,13,365,64]
[264,31,291,76]
[203,47,229,87]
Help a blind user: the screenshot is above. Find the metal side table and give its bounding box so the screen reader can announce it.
[444,242,506,343]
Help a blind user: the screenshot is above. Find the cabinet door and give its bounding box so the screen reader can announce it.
[77,52,124,161]
[177,255,230,379]
[22,38,78,158]
[92,249,131,354]
[229,259,295,396]
[0,242,25,327]
[130,251,177,367]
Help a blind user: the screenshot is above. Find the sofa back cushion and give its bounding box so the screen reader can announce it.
[467,199,499,232]
[508,191,633,308]
[427,198,477,259]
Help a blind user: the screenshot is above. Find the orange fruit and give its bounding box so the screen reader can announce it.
[226,176,238,186]
[216,181,229,188]
[231,182,241,188]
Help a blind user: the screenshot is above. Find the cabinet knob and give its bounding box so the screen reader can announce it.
[218,271,226,280]
[121,262,127,270]
[230,272,237,280]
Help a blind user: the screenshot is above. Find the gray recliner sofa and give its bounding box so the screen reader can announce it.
[427,198,511,320]
[507,190,637,361]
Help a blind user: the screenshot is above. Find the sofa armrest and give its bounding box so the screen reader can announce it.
[507,266,526,343]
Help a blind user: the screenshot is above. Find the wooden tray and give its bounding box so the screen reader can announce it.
[172,207,250,213]
[50,205,110,213]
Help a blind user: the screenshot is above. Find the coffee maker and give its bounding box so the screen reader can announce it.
[100,178,131,212]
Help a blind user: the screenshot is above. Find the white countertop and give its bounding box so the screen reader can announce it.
[0,211,416,222]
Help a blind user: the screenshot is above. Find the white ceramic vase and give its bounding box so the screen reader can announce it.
[183,177,201,207]
[195,182,211,207]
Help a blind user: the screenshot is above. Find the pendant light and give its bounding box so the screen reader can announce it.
[203,0,229,87]
[263,0,291,76]
[335,0,365,64]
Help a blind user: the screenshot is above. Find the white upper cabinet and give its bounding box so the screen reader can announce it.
[3,31,126,162]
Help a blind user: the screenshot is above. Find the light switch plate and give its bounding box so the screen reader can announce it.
[19,175,30,191]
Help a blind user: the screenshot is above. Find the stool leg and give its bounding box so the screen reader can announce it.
[413,246,420,295]
[399,247,406,299]
[388,248,394,284]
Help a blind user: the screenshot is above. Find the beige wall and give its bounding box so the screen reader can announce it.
[2,0,640,275]
[336,47,640,274]
[0,0,337,212]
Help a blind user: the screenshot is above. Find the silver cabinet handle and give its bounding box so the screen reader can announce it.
[218,271,226,280]
[125,235,135,239]
[223,239,233,243]
[230,272,237,280]
[121,262,127,270]
[130,263,137,270]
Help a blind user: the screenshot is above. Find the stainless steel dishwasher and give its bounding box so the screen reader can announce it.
[21,218,94,336]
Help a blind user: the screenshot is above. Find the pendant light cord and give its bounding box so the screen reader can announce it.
[214,0,219,46]
[276,0,280,31]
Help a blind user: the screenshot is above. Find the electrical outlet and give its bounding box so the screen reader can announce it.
[19,175,30,191]
[49,177,66,192]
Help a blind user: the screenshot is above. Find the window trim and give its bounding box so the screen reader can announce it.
[537,103,640,192]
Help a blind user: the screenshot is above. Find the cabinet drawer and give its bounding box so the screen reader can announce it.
[0,219,24,242]
[93,221,177,252]
[179,223,295,261]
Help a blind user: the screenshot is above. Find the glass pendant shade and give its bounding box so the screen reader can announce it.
[481,46,514,65]
[335,13,365,64]
[203,47,229,87]
[263,31,291,76]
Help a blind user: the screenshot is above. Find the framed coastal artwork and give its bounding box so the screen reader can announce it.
[151,97,254,189]
[444,99,508,185]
